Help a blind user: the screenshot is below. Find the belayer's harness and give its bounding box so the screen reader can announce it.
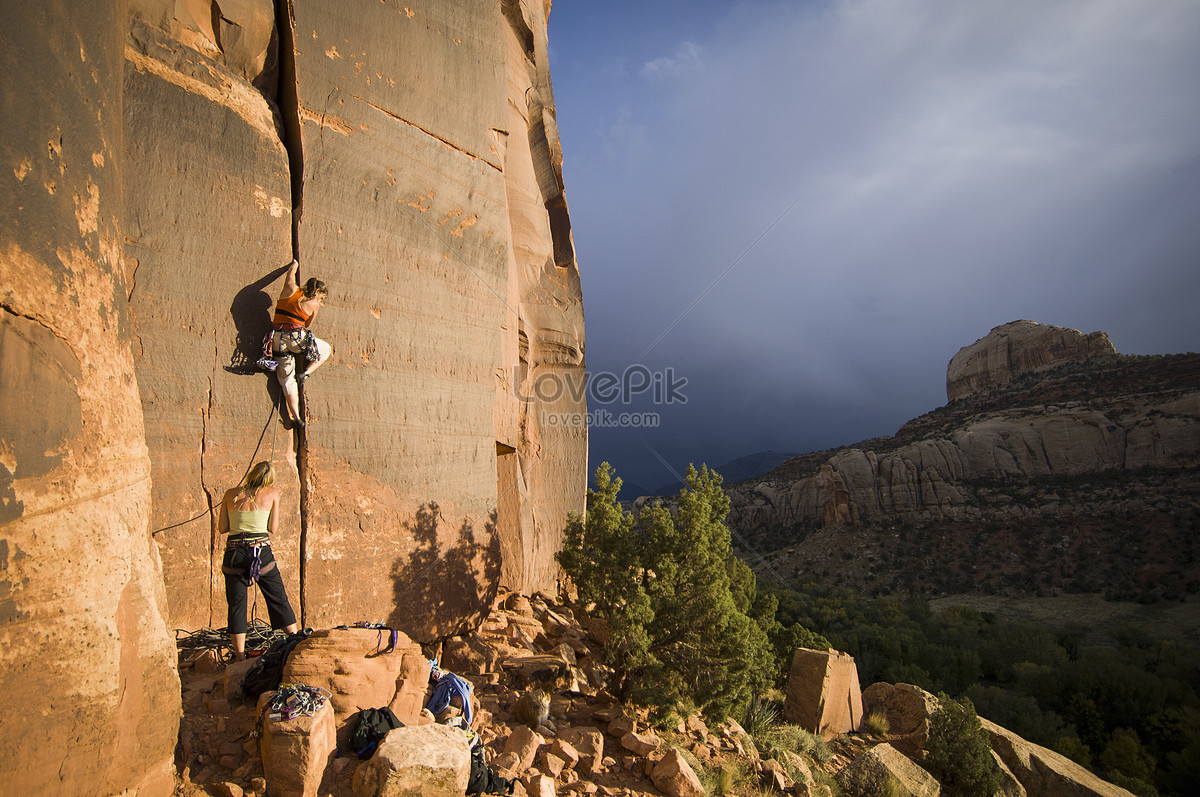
[223,538,275,582]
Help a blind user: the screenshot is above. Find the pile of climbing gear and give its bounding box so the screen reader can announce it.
[263,683,331,721]
[175,620,287,665]
[427,661,475,722]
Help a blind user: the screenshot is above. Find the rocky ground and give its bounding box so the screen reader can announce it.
[171,590,1134,797]
[171,591,860,797]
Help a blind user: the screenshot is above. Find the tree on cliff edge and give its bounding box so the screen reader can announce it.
[557,463,774,722]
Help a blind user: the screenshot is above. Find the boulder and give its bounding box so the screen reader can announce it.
[982,718,1137,797]
[650,748,705,797]
[783,648,864,739]
[258,692,337,797]
[504,725,546,775]
[224,657,259,701]
[947,321,1115,402]
[282,627,423,744]
[559,726,605,774]
[390,646,434,727]
[861,682,940,759]
[503,654,573,689]
[524,773,557,797]
[352,723,470,797]
[547,738,581,769]
[620,731,661,756]
[442,633,500,675]
[835,743,941,797]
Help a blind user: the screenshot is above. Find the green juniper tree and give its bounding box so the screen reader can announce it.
[925,694,1002,797]
[557,463,774,722]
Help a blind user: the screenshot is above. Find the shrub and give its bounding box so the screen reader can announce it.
[925,694,1002,797]
[557,463,775,721]
[863,710,890,737]
[742,696,781,739]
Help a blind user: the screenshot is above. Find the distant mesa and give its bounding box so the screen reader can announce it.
[946,320,1116,402]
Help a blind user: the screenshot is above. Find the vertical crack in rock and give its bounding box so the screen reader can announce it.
[273,0,303,260]
[272,0,309,624]
[295,414,309,625]
[203,351,217,625]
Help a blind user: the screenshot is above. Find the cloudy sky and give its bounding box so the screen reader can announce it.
[545,0,1200,494]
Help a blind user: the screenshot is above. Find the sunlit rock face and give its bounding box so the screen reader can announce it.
[946,320,1116,402]
[124,0,585,641]
[0,2,179,794]
[1,1,581,791]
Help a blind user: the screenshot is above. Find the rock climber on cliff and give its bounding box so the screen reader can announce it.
[268,258,332,428]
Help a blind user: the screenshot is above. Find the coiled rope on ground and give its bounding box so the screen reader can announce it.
[175,619,287,664]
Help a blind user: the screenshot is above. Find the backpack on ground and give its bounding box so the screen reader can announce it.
[461,723,513,796]
[239,628,312,701]
[351,707,404,760]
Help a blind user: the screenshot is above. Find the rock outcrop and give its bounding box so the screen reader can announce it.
[728,392,1200,532]
[725,327,1200,596]
[982,718,1136,797]
[126,0,585,641]
[784,648,864,740]
[946,321,1116,402]
[1,2,180,794]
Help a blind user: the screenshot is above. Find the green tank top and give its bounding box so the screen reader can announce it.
[227,507,270,545]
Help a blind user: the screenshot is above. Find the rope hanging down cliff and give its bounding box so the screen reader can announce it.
[151,397,281,536]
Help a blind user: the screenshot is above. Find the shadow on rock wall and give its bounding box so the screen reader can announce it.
[225,265,288,375]
[389,502,502,640]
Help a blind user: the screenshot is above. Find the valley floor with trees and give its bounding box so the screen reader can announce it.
[560,464,1200,797]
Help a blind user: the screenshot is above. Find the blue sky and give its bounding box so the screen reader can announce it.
[546,0,1200,493]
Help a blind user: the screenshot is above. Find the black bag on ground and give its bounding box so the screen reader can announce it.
[239,628,312,701]
[466,741,514,795]
[351,707,404,760]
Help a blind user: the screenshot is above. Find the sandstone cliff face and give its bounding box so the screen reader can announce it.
[3,1,582,792]
[1,2,180,794]
[946,320,1116,402]
[124,0,585,640]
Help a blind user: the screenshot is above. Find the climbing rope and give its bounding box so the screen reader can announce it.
[152,396,281,536]
[174,618,288,664]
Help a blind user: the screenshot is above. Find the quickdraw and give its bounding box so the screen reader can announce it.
[265,683,332,721]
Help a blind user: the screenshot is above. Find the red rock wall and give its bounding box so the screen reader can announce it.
[126,0,585,640]
[0,1,180,794]
[124,0,301,633]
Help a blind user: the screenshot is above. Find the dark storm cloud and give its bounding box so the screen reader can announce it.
[549,0,1200,490]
